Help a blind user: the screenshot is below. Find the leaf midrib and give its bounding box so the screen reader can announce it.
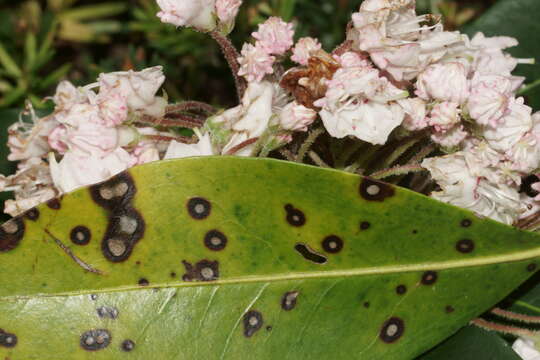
[4,246,540,300]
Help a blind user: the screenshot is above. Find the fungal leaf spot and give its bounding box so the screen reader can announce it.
[294,243,327,264]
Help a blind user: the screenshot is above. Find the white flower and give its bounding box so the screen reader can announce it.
[349,0,467,81]
[237,43,275,83]
[0,158,57,216]
[316,64,407,145]
[207,81,278,156]
[164,131,214,159]
[279,102,317,131]
[422,151,522,225]
[416,62,470,104]
[156,0,217,31]
[483,97,533,152]
[513,338,540,360]
[98,66,167,117]
[291,37,322,65]
[7,112,58,161]
[53,81,89,110]
[397,97,428,131]
[471,32,532,76]
[49,148,134,193]
[429,102,461,132]
[320,101,405,145]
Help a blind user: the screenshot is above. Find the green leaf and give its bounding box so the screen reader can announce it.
[58,3,128,21]
[0,43,21,78]
[418,326,520,360]
[464,0,540,110]
[0,157,540,358]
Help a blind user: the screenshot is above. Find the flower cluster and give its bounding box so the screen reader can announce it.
[2,0,540,230]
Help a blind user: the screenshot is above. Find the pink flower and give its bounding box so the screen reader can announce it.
[132,142,160,165]
[252,17,294,55]
[291,37,322,65]
[48,125,69,154]
[431,125,468,148]
[429,102,461,132]
[279,102,317,132]
[49,120,120,157]
[216,0,242,24]
[97,91,128,127]
[237,43,275,82]
[156,0,217,31]
[415,62,470,104]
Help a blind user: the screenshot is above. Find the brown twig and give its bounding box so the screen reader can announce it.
[209,31,247,101]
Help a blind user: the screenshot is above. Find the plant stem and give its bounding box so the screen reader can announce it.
[513,301,540,315]
[209,31,247,102]
[408,143,436,164]
[137,114,204,128]
[225,137,259,155]
[491,308,540,324]
[145,135,196,144]
[308,151,330,168]
[279,148,296,161]
[471,318,536,337]
[296,128,325,162]
[370,164,426,180]
[335,141,367,169]
[167,101,217,115]
[519,78,540,96]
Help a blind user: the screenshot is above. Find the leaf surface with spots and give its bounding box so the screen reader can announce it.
[0,157,539,359]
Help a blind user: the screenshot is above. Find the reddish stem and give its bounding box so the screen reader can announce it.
[146,135,196,144]
[167,101,217,115]
[209,31,247,101]
[225,137,259,155]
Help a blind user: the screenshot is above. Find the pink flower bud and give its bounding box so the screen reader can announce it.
[252,17,294,55]
[237,43,275,82]
[415,62,470,104]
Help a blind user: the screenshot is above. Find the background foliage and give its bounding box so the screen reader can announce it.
[1,0,540,358]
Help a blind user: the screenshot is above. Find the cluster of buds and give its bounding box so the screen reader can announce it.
[1,0,539,230]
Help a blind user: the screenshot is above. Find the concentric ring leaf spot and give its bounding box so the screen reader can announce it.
[1,157,539,359]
